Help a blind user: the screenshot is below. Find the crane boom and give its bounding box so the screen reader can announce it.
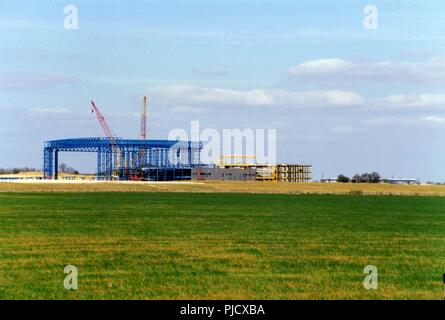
[140,96,148,140]
[90,100,121,171]
[90,100,115,143]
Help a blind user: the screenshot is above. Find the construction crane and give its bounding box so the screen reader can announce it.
[134,96,148,171]
[90,100,122,177]
[140,96,148,139]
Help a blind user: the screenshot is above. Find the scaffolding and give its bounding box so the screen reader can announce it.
[215,155,311,182]
[43,137,202,180]
[276,164,312,182]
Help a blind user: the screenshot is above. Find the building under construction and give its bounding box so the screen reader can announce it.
[192,167,257,181]
[43,138,202,180]
[43,98,311,182]
[214,155,311,182]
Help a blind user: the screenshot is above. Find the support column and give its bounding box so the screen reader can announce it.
[43,147,53,179]
[106,149,112,179]
[160,148,165,167]
[54,150,59,180]
[188,142,192,167]
[97,150,103,180]
[97,148,113,180]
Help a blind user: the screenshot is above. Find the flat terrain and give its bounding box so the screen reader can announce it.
[0,192,444,299]
[1,180,445,196]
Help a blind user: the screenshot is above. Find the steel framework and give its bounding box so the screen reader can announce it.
[43,137,202,180]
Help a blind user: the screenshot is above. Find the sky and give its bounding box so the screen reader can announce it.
[1,0,445,181]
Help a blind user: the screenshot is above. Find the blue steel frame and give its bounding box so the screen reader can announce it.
[43,137,202,180]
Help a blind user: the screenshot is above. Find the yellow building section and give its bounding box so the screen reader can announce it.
[256,166,277,181]
[216,155,257,166]
[215,155,311,182]
[276,164,311,182]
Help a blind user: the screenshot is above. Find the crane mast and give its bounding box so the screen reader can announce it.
[140,96,148,140]
[136,96,148,170]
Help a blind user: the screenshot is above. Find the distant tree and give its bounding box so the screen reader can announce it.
[65,166,79,175]
[369,172,381,183]
[351,174,361,183]
[350,172,381,183]
[59,163,67,173]
[360,173,371,183]
[0,167,37,174]
[337,174,350,183]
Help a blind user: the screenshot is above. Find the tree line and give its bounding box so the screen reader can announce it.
[58,163,79,174]
[0,167,38,174]
[337,172,381,183]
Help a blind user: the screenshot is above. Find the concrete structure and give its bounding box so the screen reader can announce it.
[141,167,192,181]
[192,167,256,181]
[216,158,312,182]
[0,172,43,181]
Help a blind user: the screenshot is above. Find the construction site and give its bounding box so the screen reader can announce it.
[37,97,312,183]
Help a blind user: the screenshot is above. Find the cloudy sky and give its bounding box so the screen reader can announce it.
[1,0,445,181]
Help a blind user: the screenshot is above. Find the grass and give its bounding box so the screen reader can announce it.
[0,192,444,299]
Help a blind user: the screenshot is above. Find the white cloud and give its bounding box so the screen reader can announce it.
[381,94,445,108]
[420,115,445,124]
[364,115,445,127]
[288,59,354,75]
[147,85,274,106]
[146,84,363,108]
[287,56,445,84]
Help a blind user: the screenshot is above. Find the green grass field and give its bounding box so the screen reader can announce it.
[0,192,444,299]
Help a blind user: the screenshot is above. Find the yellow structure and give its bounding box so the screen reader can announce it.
[217,155,257,166]
[276,164,311,182]
[216,155,311,182]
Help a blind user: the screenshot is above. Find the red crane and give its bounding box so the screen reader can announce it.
[90,101,115,142]
[90,100,122,171]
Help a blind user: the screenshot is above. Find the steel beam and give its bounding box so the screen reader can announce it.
[43,137,202,180]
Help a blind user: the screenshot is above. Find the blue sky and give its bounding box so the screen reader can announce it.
[1,0,445,181]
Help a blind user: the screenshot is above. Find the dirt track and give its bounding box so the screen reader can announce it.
[1,180,444,196]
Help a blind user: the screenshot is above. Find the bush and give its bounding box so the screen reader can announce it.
[337,174,350,183]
